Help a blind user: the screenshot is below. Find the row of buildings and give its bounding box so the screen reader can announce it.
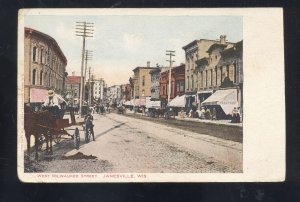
[24,27,243,117]
[119,35,243,118]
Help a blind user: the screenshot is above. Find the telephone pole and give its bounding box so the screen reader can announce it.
[166,50,175,104]
[75,21,94,116]
[83,50,93,105]
[88,66,92,106]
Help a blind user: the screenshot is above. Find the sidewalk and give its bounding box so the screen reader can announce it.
[124,109,243,127]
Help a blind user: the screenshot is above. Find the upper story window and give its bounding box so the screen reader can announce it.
[40,49,44,63]
[32,69,36,85]
[142,76,145,86]
[215,55,218,60]
[32,47,37,62]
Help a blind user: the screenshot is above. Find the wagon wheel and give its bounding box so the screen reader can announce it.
[73,127,80,149]
[37,134,45,151]
[53,134,62,144]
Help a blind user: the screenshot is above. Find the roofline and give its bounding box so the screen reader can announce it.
[25,27,67,64]
[182,38,235,50]
[132,66,156,72]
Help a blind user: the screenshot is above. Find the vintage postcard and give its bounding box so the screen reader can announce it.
[17,8,285,182]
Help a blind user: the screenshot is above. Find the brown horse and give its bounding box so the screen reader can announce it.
[24,105,56,160]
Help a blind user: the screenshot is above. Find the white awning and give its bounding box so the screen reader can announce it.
[124,101,133,106]
[169,95,186,107]
[55,94,67,104]
[202,89,238,114]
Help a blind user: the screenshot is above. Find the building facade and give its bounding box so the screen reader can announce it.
[182,35,234,93]
[149,67,160,100]
[132,61,155,99]
[159,64,185,100]
[195,40,243,118]
[65,74,81,107]
[121,84,131,101]
[24,27,67,104]
[107,85,122,105]
[182,35,235,113]
[92,78,105,102]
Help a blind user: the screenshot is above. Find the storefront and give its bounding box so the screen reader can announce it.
[201,88,238,119]
[185,91,197,114]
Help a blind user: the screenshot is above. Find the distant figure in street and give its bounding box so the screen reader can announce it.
[205,107,211,120]
[84,110,95,141]
[199,107,206,119]
[231,107,239,123]
[212,107,217,120]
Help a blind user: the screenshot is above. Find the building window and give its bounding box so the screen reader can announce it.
[215,55,217,60]
[205,70,208,88]
[142,76,145,86]
[44,72,47,86]
[220,67,223,82]
[186,76,189,90]
[32,69,36,85]
[40,49,43,63]
[200,71,203,87]
[176,83,179,92]
[226,65,229,77]
[142,90,145,96]
[180,81,184,92]
[234,62,237,83]
[191,75,194,90]
[40,70,43,85]
[32,47,37,62]
[215,66,218,86]
[211,69,213,87]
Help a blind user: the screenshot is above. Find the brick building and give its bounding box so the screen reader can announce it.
[24,27,67,105]
[159,64,185,101]
[65,74,81,107]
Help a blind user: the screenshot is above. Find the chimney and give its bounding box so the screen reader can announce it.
[147,61,150,67]
[72,71,75,76]
[220,35,227,44]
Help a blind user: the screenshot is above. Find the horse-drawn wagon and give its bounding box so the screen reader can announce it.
[24,106,86,160]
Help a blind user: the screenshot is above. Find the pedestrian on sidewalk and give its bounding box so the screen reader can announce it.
[212,107,217,120]
[205,107,211,120]
[231,107,239,123]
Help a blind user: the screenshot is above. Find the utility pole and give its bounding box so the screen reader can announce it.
[88,66,92,106]
[75,21,94,116]
[83,50,93,105]
[166,50,175,105]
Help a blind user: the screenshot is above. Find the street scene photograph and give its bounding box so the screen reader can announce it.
[20,11,243,176]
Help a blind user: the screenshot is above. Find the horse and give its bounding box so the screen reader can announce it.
[24,105,56,160]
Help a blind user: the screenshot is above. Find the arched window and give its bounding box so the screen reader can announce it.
[191,75,194,90]
[40,70,43,85]
[32,69,36,85]
[44,72,47,86]
[40,49,43,63]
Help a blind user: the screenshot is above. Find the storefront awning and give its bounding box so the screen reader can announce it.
[30,88,48,103]
[124,101,133,106]
[30,88,67,104]
[202,89,238,114]
[169,95,186,107]
[134,98,146,106]
[55,94,67,104]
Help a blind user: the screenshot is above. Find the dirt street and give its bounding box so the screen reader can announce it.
[25,112,242,173]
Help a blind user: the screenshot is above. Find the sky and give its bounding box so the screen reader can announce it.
[24,15,242,86]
